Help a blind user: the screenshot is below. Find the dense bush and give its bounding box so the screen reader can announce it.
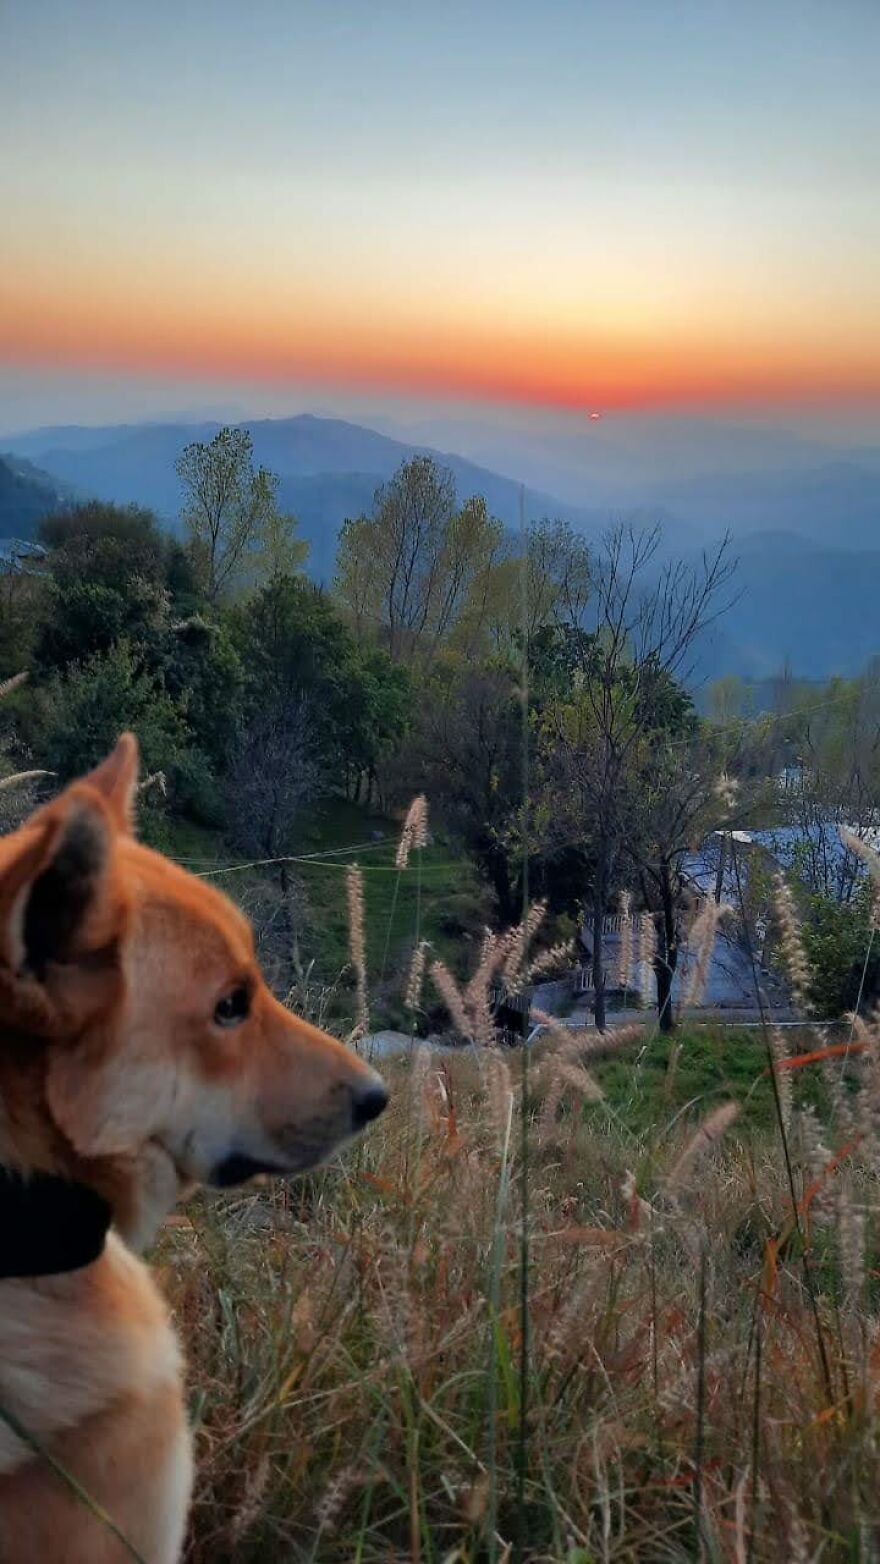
[802,883,880,1018]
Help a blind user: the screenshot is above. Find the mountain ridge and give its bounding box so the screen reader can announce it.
[5,411,880,679]
[0,452,67,537]
[4,413,613,578]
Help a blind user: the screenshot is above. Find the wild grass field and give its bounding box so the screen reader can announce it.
[158,974,880,1561]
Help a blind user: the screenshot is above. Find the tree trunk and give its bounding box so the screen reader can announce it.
[714,834,727,904]
[655,864,678,1033]
[655,953,674,1033]
[592,868,607,1032]
[487,847,517,926]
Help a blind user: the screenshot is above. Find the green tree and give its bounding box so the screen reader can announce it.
[801,883,880,1018]
[453,518,591,658]
[231,574,411,806]
[335,458,503,659]
[156,615,244,821]
[707,673,754,724]
[34,641,183,781]
[343,644,412,807]
[176,427,306,600]
[35,502,176,669]
[0,546,46,676]
[407,661,524,921]
[32,642,188,841]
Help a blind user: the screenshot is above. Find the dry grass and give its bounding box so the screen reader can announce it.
[159,1026,880,1562]
[9,749,878,1559]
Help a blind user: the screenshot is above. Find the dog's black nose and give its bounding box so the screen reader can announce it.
[351,1079,389,1129]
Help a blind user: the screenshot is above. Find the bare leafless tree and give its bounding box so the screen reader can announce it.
[549,524,737,1028]
[227,695,322,983]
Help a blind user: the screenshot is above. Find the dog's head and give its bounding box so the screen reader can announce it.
[0,735,387,1246]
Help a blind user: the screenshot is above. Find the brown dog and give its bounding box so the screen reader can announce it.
[0,735,387,1562]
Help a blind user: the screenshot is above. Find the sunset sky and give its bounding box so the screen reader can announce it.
[1,0,878,427]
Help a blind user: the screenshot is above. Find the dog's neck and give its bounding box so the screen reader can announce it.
[0,1167,112,1280]
[0,1042,178,1256]
[0,1040,75,1177]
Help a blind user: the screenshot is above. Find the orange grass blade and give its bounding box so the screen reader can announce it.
[763,1237,779,1303]
[771,1041,867,1071]
[549,1225,630,1248]
[799,1136,863,1217]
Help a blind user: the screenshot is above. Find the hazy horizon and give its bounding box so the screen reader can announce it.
[1,366,877,454]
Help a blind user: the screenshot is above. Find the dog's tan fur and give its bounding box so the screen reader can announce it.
[0,736,385,1562]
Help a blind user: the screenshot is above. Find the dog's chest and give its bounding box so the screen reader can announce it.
[0,1232,184,1475]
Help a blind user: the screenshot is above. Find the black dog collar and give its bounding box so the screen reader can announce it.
[0,1167,112,1280]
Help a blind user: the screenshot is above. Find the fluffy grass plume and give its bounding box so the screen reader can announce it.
[682,898,731,1009]
[774,870,813,1014]
[345,864,369,1041]
[395,794,429,870]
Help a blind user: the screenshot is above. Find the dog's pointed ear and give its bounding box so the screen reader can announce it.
[0,788,126,989]
[81,733,140,834]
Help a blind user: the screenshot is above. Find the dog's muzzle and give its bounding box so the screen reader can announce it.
[208,1078,389,1187]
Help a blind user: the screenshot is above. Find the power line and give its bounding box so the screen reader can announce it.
[176,836,392,869]
[700,686,880,739]
[176,682,878,882]
[188,848,472,879]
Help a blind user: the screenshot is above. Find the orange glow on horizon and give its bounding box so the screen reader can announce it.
[1,267,879,416]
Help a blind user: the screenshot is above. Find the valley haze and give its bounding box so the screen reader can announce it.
[2,404,878,683]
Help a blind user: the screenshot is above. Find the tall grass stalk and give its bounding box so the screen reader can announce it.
[514,482,531,1564]
[486,1092,515,1563]
[379,868,402,986]
[747,1304,762,1564]
[730,837,833,1401]
[693,1244,708,1561]
[345,863,369,1045]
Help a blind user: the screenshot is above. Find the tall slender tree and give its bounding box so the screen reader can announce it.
[176,427,306,600]
[546,524,736,1028]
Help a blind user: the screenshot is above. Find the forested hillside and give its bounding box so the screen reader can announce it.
[2,425,879,1036]
[8,412,880,675]
[0,452,65,536]
[5,413,607,580]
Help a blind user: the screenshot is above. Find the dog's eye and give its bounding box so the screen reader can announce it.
[214,986,251,1028]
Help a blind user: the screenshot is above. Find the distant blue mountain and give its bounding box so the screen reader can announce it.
[6,414,610,580]
[7,412,880,679]
[693,532,880,681]
[647,461,880,550]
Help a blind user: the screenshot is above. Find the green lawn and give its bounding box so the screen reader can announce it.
[591,1021,829,1137]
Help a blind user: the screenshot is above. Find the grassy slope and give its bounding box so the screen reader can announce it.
[163,797,489,1030]
[296,798,488,996]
